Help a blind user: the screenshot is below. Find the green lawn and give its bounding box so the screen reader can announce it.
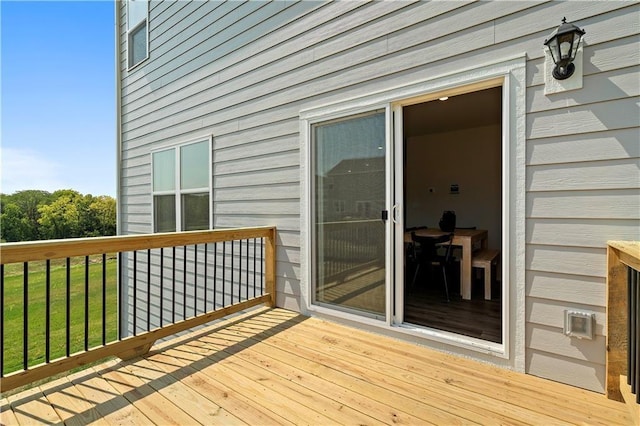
[2,256,118,375]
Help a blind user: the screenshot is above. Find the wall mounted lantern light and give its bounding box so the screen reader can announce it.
[544,17,585,80]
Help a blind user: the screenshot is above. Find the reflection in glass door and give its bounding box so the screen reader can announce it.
[312,111,387,317]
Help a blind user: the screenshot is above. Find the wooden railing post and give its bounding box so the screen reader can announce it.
[265,227,277,308]
[607,241,640,413]
[607,243,628,402]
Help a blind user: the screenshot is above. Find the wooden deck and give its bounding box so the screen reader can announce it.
[1,308,632,425]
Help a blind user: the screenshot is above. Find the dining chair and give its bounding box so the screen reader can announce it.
[410,231,455,302]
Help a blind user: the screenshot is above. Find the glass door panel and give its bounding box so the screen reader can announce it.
[312,111,387,317]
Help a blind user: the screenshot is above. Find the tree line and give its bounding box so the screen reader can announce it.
[0,190,116,242]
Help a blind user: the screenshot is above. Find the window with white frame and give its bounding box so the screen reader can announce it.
[152,138,212,232]
[127,0,148,69]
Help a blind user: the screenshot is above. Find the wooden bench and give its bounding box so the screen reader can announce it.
[471,249,500,300]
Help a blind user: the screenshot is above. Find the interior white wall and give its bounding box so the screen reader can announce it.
[405,124,502,250]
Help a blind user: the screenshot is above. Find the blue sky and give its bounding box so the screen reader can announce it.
[1,1,116,197]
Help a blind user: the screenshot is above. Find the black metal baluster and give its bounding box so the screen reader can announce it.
[231,240,242,304]
[85,256,90,351]
[147,249,151,331]
[117,252,123,341]
[172,247,176,324]
[68,258,72,353]
[183,246,187,320]
[240,240,244,302]
[222,241,226,307]
[46,260,51,363]
[194,244,198,316]
[261,238,264,295]
[213,242,218,310]
[23,262,28,370]
[253,238,257,298]
[102,254,106,346]
[241,239,245,301]
[630,267,636,392]
[133,251,137,336]
[204,244,208,313]
[629,266,632,387]
[627,267,640,404]
[246,239,249,301]
[160,248,164,327]
[0,264,4,376]
[231,240,235,304]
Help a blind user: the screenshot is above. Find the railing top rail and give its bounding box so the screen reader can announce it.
[0,226,276,265]
[608,241,640,272]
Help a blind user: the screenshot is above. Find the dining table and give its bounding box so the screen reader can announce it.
[405,228,488,300]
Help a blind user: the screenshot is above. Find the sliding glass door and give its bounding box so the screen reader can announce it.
[312,111,387,318]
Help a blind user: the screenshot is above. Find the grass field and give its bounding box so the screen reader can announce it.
[2,256,118,376]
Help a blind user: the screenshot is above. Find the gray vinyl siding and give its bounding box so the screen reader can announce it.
[118,0,640,392]
[522,3,640,391]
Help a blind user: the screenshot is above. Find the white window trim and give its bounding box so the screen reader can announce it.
[151,136,213,232]
[126,0,149,70]
[300,54,526,371]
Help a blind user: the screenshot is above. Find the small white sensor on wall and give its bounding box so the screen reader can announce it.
[564,310,595,339]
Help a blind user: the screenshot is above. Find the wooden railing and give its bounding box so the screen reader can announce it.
[0,226,276,393]
[606,241,640,420]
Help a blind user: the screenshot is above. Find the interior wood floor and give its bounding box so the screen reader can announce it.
[404,269,502,343]
[2,307,631,425]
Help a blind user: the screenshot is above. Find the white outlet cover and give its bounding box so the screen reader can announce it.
[564,310,594,340]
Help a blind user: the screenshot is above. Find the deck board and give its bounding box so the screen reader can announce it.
[68,367,152,425]
[6,387,60,425]
[1,398,20,425]
[97,362,201,425]
[143,351,292,425]
[39,376,107,426]
[189,333,429,425]
[261,311,621,424]
[122,358,246,425]
[219,320,499,424]
[1,307,632,425]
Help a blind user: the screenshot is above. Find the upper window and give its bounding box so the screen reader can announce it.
[152,138,212,233]
[127,0,148,69]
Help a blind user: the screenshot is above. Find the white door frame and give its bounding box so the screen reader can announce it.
[391,77,508,356]
[300,54,526,369]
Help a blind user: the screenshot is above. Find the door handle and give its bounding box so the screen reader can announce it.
[391,204,399,224]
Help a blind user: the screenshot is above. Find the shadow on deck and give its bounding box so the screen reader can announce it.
[1,307,632,425]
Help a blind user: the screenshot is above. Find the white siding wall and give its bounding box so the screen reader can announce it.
[118,0,640,392]
[523,3,640,391]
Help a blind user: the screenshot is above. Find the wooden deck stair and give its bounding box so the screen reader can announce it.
[1,307,632,425]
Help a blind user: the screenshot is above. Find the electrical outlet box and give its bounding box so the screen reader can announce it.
[564,310,595,340]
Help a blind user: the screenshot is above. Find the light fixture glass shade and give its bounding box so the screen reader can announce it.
[559,40,571,58]
[570,31,582,59]
[546,37,559,63]
[544,18,585,80]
